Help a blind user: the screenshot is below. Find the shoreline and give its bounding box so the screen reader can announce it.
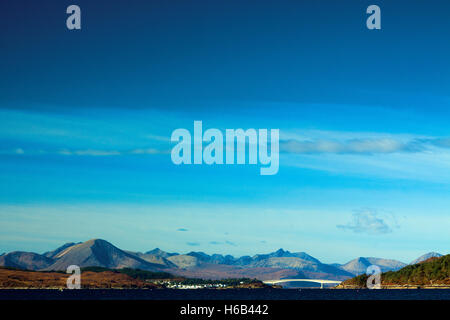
[336,285,450,289]
[1,288,450,301]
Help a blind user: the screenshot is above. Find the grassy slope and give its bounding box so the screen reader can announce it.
[0,267,162,288]
[341,255,450,288]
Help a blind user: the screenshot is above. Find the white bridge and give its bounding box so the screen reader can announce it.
[263,279,342,289]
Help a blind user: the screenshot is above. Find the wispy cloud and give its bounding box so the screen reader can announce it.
[337,208,397,235]
[186,242,200,246]
[144,134,171,142]
[58,148,170,156]
[6,137,447,157]
[0,109,175,156]
[280,137,430,155]
[0,148,169,156]
[58,149,122,156]
[208,240,237,246]
[278,128,450,155]
[177,228,188,232]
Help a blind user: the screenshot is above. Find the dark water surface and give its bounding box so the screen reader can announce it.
[2,289,450,300]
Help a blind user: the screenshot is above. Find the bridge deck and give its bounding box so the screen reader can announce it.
[263,279,342,285]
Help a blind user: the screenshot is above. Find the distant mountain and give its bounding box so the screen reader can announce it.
[43,242,80,259]
[171,249,321,267]
[157,248,354,280]
[252,249,321,264]
[145,248,178,258]
[0,251,54,270]
[247,256,353,280]
[186,251,212,263]
[210,254,236,264]
[166,248,352,280]
[329,263,342,268]
[409,252,443,265]
[339,257,406,275]
[170,264,307,281]
[167,254,200,268]
[234,255,253,266]
[180,251,237,265]
[43,239,165,272]
[128,252,177,268]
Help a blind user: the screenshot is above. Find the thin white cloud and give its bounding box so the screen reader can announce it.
[284,150,450,183]
[277,129,450,155]
[145,134,171,142]
[0,148,170,156]
[58,149,122,156]
[129,148,167,155]
[280,137,428,154]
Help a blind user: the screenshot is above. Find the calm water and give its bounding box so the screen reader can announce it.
[1,289,450,300]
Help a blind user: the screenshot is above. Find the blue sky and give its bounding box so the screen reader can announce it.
[0,0,449,263]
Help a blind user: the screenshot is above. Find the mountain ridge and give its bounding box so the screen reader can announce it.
[0,239,441,282]
[42,239,167,272]
[338,257,406,276]
[409,252,443,265]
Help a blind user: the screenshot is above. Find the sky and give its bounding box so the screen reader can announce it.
[0,0,449,264]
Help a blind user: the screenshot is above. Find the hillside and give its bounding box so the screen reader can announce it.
[340,254,450,288]
[43,242,81,259]
[0,267,162,289]
[0,252,54,270]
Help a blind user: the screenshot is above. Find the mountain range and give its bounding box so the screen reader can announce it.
[0,239,443,281]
